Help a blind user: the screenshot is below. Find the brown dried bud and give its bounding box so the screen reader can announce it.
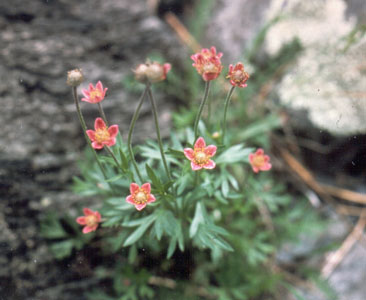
[67,69,84,87]
[134,64,149,83]
[133,61,171,84]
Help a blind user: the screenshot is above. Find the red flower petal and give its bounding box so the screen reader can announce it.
[83,226,95,234]
[76,217,86,225]
[95,211,101,221]
[105,137,116,147]
[96,81,103,90]
[126,195,135,204]
[147,194,156,203]
[108,125,119,138]
[204,145,217,157]
[83,208,94,216]
[86,130,95,141]
[255,148,264,155]
[183,148,194,160]
[130,183,139,195]
[92,141,104,149]
[194,137,206,149]
[141,183,151,194]
[94,118,106,130]
[191,161,202,171]
[203,160,216,169]
[82,89,90,97]
[135,203,146,211]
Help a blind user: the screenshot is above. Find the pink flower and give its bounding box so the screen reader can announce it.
[76,208,101,234]
[226,62,250,88]
[86,117,119,149]
[126,183,156,211]
[81,81,108,103]
[249,149,272,173]
[134,61,171,83]
[191,46,223,81]
[184,137,217,171]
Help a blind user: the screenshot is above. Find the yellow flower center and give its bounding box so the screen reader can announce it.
[89,89,102,100]
[233,70,244,82]
[203,63,217,73]
[194,150,209,165]
[252,155,265,167]
[85,215,98,227]
[95,128,110,143]
[134,190,148,204]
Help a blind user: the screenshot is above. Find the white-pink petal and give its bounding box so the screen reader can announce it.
[203,160,216,169]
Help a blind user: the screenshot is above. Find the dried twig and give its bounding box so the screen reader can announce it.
[321,210,366,279]
[336,204,366,216]
[321,184,366,205]
[164,12,201,52]
[278,147,366,205]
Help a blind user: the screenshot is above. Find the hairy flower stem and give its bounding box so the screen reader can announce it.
[127,87,148,183]
[146,84,172,181]
[97,102,108,126]
[222,86,236,145]
[194,81,211,141]
[105,146,125,174]
[194,171,200,187]
[72,87,108,180]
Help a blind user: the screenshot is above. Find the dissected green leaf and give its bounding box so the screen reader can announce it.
[190,202,205,238]
[216,144,254,164]
[123,215,157,246]
[167,236,177,259]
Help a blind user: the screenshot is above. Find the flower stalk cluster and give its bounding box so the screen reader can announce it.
[68,47,272,238]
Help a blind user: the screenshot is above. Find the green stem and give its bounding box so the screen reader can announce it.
[194,171,200,187]
[222,86,236,145]
[193,81,211,141]
[105,146,125,174]
[146,84,172,181]
[72,87,108,180]
[97,102,108,126]
[127,87,148,183]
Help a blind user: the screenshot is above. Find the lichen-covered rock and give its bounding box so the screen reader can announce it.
[264,0,366,135]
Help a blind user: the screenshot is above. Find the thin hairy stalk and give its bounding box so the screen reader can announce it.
[105,146,125,174]
[127,87,148,183]
[193,81,211,141]
[207,93,212,127]
[97,102,108,126]
[146,84,172,181]
[72,87,107,177]
[72,87,108,180]
[222,85,236,144]
[194,171,199,187]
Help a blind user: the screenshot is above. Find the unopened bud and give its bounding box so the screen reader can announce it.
[134,64,149,83]
[212,131,220,139]
[145,62,171,83]
[134,61,171,84]
[67,69,84,87]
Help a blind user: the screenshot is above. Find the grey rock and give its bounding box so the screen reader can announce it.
[0,0,183,298]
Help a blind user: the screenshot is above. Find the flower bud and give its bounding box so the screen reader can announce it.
[134,61,171,84]
[134,63,149,83]
[191,46,223,81]
[67,68,84,87]
[226,63,249,88]
[212,131,220,139]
